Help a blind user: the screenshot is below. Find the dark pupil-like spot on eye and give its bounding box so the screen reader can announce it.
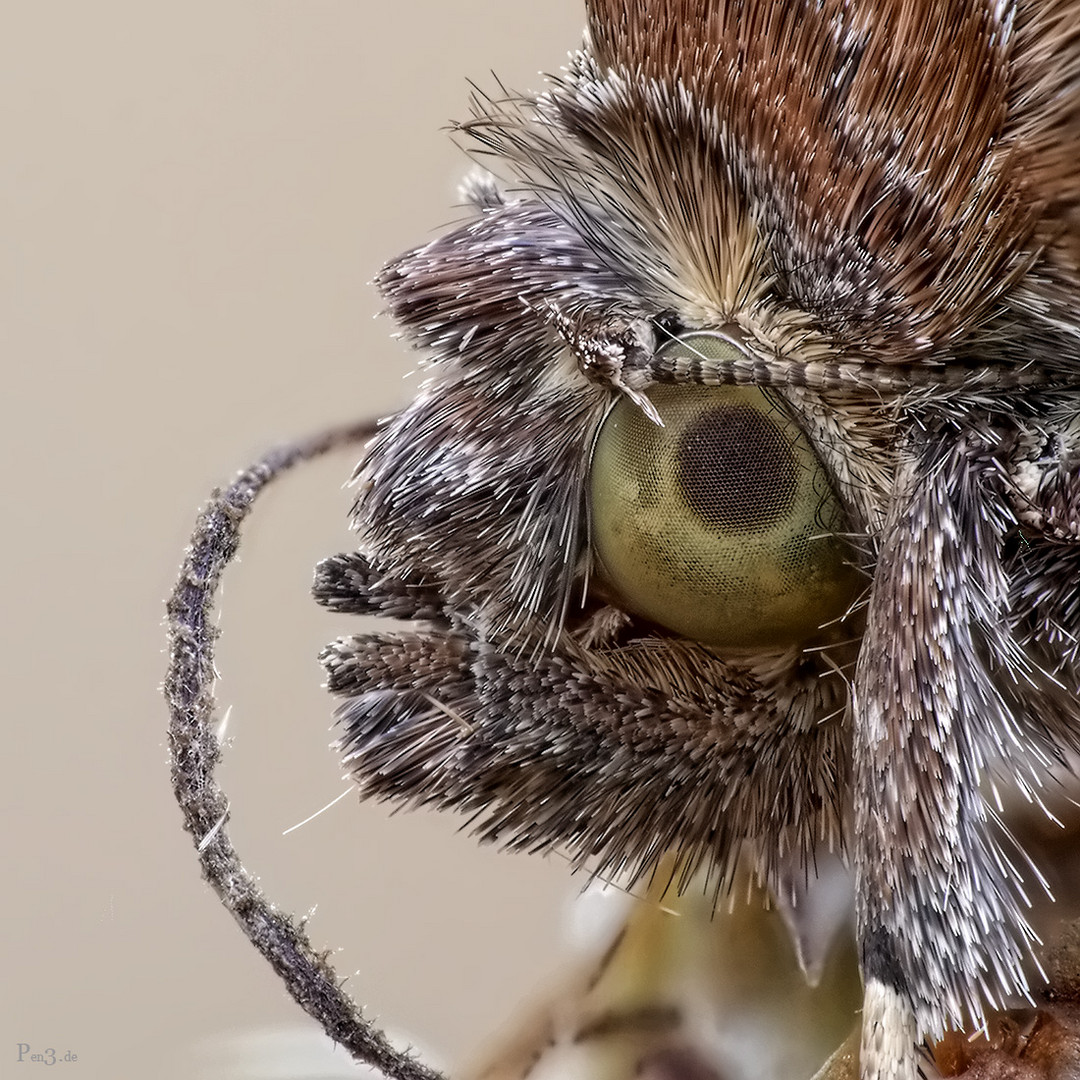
[676,406,800,532]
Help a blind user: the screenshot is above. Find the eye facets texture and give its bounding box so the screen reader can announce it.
[590,363,861,648]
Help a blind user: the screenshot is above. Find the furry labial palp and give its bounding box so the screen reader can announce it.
[312,3,1080,1078]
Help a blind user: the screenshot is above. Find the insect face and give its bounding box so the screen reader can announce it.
[307,4,1080,1078]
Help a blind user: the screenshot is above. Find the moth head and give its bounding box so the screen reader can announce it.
[319,1,1080,1032]
[164,6,1080,1079]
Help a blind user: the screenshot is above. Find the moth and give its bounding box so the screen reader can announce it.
[307,2,1080,1077]
[167,2,1080,1079]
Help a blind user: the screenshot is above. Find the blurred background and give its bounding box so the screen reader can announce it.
[1,3,587,1077]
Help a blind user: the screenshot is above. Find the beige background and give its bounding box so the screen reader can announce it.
[2,3,588,1077]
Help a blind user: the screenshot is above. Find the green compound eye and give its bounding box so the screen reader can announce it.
[589,338,861,649]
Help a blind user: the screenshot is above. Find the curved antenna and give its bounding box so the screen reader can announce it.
[164,419,445,1080]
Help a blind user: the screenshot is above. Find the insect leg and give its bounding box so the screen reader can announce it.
[852,438,1035,1080]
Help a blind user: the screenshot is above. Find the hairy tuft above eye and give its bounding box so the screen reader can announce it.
[589,335,861,649]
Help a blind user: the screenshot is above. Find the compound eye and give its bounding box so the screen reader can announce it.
[588,338,860,648]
